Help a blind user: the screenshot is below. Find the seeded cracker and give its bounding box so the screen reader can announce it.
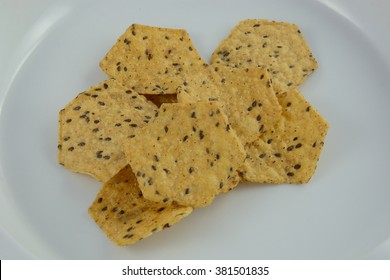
[100,24,208,94]
[58,80,157,182]
[123,102,246,207]
[178,65,282,145]
[89,165,192,245]
[211,19,318,94]
[239,89,328,183]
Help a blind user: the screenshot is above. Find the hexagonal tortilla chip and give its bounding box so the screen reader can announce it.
[58,79,157,181]
[123,102,246,208]
[89,165,193,245]
[238,89,329,183]
[178,65,282,145]
[100,24,208,94]
[211,19,318,94]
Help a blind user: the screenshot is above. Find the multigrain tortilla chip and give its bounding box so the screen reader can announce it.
[211,19,318,94]
[88,165,193,245]
[239,89,328,183]
[178,65,282,144]
[58,80,157,181]
[100,24,207,94]
[123,102,246,207]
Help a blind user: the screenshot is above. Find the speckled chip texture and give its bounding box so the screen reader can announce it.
[211,19,318,94]
[123,102,246,207]
[88,165,193,245]
[239,89,328,183]
[176,64,222,101]
[178,65,282,145]
[58,79,157,182]
[100,24,207,94]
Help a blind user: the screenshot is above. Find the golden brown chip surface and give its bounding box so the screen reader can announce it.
[123,102,246,207]
[211,19,318,94]
[88,165,193,245]
[178,65,282,145]
[100,24,207,94]
[239,89,328,183]
[58,80,157,181]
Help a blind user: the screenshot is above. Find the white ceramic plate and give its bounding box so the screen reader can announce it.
[1,0,390,259]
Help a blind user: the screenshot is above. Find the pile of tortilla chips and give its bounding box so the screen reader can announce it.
[58,20,328,245]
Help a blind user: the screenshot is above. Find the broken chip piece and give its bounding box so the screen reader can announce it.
[89,165,193,245]
[211,19,318,94]
[58,79,157,181]
[123,102,246,208]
